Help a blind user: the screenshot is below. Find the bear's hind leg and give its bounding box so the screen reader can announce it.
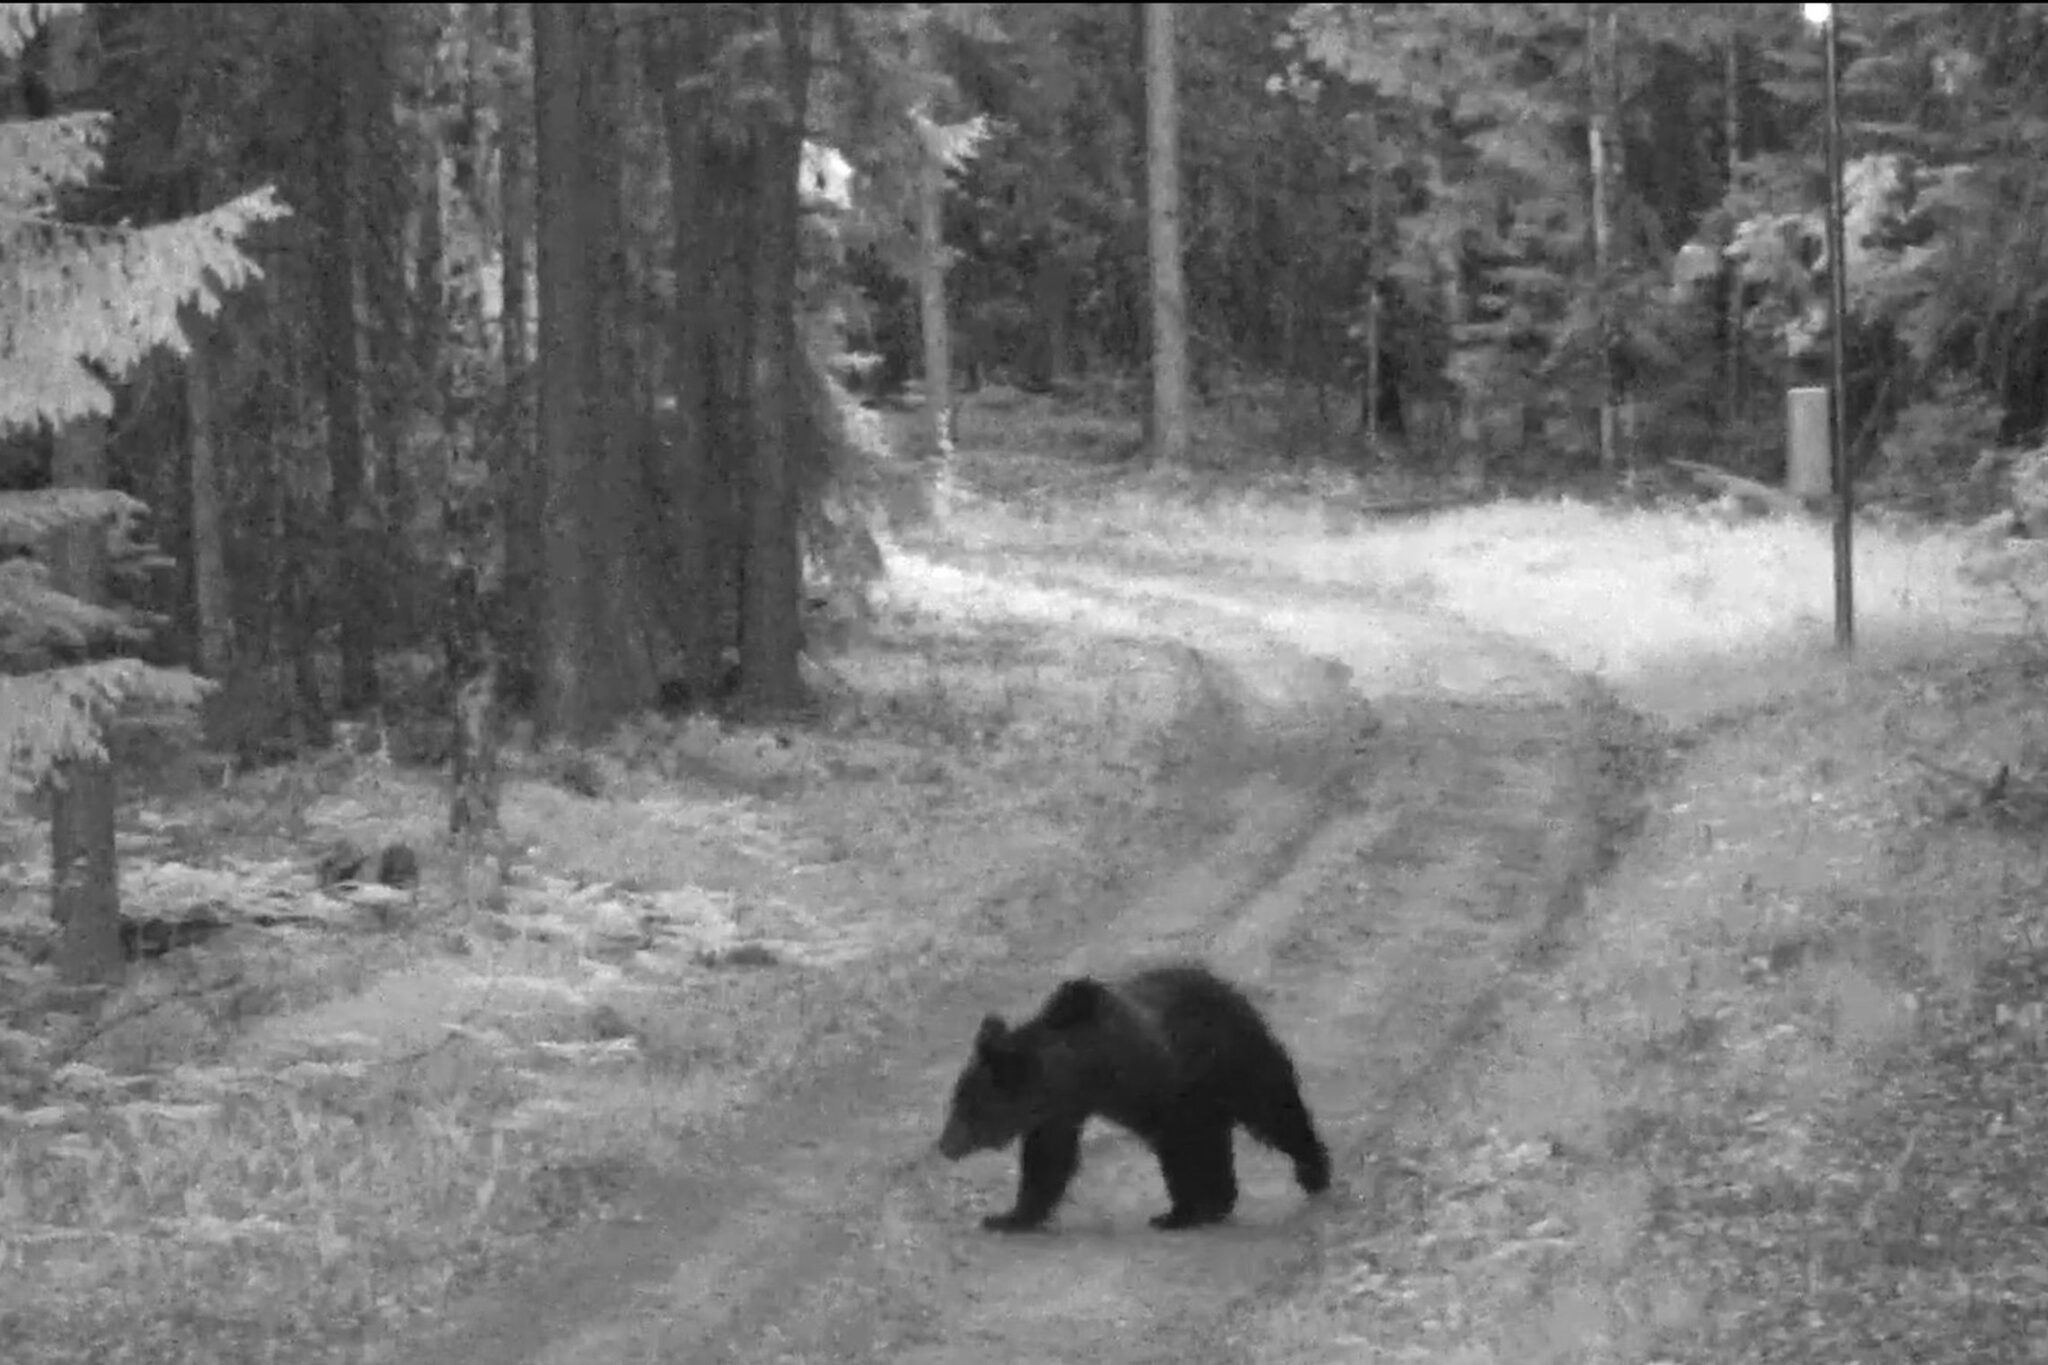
[984,1122,1083,1232]
[1243,1082,1331,1195]
[1150,1122,1237,1230]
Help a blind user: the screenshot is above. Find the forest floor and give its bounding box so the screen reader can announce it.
[7,390,2048,1364]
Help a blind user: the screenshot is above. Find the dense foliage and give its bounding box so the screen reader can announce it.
[8,0,2048,969]
[6,3,2044,701]
[0,3,282,799]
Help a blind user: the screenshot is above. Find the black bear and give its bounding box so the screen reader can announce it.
[935,962,1332,1232]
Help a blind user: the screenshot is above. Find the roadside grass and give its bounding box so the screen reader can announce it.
[950,391,2048,1362]
[0,588,1201,1365]
[942,391,2006,695]
[1256,638,2048,1364]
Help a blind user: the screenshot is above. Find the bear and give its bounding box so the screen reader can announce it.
[935,962,1332,1232]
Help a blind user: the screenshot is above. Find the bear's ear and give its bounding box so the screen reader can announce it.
[972,1015,1037,1089]
[1041,977,1110,1030]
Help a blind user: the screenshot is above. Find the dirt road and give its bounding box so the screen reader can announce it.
[397,555,1645,1365]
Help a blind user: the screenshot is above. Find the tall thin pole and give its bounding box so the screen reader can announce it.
[1822,8,1855,652]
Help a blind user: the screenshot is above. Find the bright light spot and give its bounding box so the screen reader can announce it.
[800,141,854,211]
[1802,2,1834,26]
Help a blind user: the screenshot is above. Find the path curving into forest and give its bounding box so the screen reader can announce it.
[393,548,1646,1365]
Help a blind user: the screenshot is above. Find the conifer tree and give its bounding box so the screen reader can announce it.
[0,1,286,979]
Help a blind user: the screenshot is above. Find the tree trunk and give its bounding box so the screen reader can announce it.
[1362,106,1384,456]
[1127,2,1152,451]
[912,5,955,463]
[1143,0,1189,466]
[52,755,119,982]
[1724,29,1745,426]
[1604,5,1631,477]
[495,0,540,712]
[916,109,956,463]
[445,494,500,835]
[533,0,601,739]
[736,2,814,717]
[1587,1,1618,473]
[580,1,652,717]
[359,10,411,656]
[656,8,727,706]
[1443,267,1481,486]
[414,147,448,417]
[313,10,379,714]
[43,15,123,979]
[1032,251,1072,390]
[186,326,233,676]
[280,494,331,750]
[698,134,755,688]
[49,415,123,985]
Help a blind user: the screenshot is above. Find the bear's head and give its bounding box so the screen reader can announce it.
[936,980,1118,1159]
[936,1014,1052,1159]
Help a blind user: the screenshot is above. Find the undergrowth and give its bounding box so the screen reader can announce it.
[1252,638,2048,1365]
[0,597,1197,1365]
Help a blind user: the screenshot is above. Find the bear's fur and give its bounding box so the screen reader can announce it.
[936,962,1331,1232]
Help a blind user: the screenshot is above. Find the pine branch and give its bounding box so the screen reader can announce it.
[0,188,292,433]
[0,661,213,797]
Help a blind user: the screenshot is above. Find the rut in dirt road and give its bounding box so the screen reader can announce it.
[391,603,1650,1365]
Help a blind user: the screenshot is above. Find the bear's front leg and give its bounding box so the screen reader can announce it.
[984,1123,1082,1232]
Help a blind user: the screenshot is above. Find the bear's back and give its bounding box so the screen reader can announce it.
[1114,964,1268,1048]
[1094,964,1295,1109]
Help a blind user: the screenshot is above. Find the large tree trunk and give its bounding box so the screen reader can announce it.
[445,485,501,836]
[413,142,448,404]
[359,11,412,662]
[314,9,380,715]
[654,8,728,706]
[49,416,122,985]
[736,2,814,717]
[45,8,124,982]
[495,0,541,712]
[1143,0,1189,466]
[51,755,119,983]
[185,325,233,676]
[580,1,653,717]
[532,0,601,739]
[697,132,755,691]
